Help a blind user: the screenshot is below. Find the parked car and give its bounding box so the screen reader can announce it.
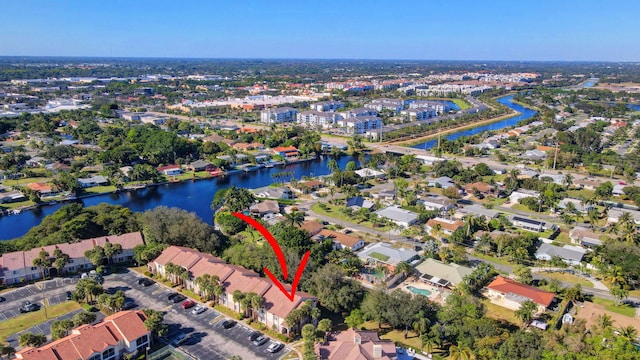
[267,342,284,353]
[137,278,154,287]
[65,291,73,300]
[0,296,5,302]
[191,305,206,314]
[247,331,261,341]
[253,335,269,346]
[181,300,196,310]
[171,333,188,347]
[172,294,187,303]
[20,301,39,313]
[167,292,180,301]
[221,319,236,329]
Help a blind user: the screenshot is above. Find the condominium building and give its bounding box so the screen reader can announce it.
[260,107,298,124]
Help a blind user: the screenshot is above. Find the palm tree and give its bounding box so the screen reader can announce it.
[463,215,477,237]
[610,286,629,306]
[448,343,476,360]
[394,261,414,278]
[616,325,638,341]
[430,223,443,239]
[0,345,15,360]
[248,292,264,321]
[514,300,537,329]
[594,314,614,331]
[563,173,574,190]
[327,158,339,174]
[604,266,627,288]
[587,209,600,228]
[284,210,305,227]
[232,290,246,315]
[32,250,52,281]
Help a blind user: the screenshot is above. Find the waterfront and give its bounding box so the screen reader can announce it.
[411,95,538,150]
[0,97,532,240]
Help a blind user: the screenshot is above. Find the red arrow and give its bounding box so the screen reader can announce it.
[231,212,310,302]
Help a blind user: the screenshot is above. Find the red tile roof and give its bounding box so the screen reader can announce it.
[487,275,555,307]
[426,218,464,233]
[297,220,324,236]
[27,182,53,192]
[15,311,148,360]
[316,229,362,248]
[273,146,298,153]
[157,164,181,172]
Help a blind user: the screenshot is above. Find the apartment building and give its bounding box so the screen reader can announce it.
[310,101,344,112]
[260,107,298,124]
[297,110,343,128]
[336,116,381,135]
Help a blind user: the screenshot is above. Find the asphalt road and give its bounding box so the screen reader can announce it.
[0,278,78,322]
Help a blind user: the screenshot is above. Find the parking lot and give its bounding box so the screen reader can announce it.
[0,278,78,321]
[106,271,291,360]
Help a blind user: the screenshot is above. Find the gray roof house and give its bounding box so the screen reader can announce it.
[77,175,109,188]
[569,226,602,247]
[557,198,592,214]
[456,205,499,220]
[418,196,455,212]
[375,206,419,227]
[521,149,547,161]
[428,176,455,188]
[608,208,640,225]
[415,258,473,287]
[535,243,586,266]
[358,242,419,268]
[253,186,294,200]
[346,196,375,211]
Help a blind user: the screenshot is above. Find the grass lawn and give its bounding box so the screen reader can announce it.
[592,298,636,317]
[310,203,392,232]
[3,177,52,186]
[540,271,594,288]
[0,301,81,341]
[510,204,532,212]
[552,231,571,244]
[567,189,595,199]
[360,321,445,356]
[0,199,36,210]
[471,252,513,266]
[81,185,117,195]
[481,299,518,324]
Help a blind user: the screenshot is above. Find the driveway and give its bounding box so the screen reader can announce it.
[105,271,290,360]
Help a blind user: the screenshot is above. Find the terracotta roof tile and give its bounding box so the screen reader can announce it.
[487,275,555,307]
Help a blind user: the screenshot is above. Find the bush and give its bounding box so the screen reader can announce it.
[143,271,152,278]
[81,304,96,312]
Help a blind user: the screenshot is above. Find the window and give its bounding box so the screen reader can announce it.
[69,259,74,263]
[102,347,115,359]
[88,354,101,360]
[136,335,149,346]
[31,267,38,271]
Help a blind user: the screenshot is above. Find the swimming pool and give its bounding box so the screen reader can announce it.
[407,286,432,296]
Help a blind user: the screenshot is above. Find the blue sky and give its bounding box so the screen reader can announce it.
[1,0,639,61]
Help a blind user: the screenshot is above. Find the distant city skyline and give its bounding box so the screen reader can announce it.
[2,0,639,61]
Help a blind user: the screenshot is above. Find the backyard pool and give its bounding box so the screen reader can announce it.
[407,286,432,297]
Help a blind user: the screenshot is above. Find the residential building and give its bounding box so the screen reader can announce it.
[358,242,419,270]
[157,165,182,176]
[297,111,343,128]
[557,198,592,214]
[346,196,374,211]
[249,200,281,219]
[0,232,143,285]
[485,275,555,313]
[187,160,214,172]
[26,182,54,195]
[400,107,437,120]
[425,217,465,236]
[260,107,298,124]
[364,98,406,113]
[416,155,445,165]
[253,186,294,200]
[310,101,344,112]
[340,107,378,118]
[521,149,548,161]
[314,229,365,251]
[337,116,381,135]
[354,168,384,179]
[608,208,640,225]
[15,310,150,360]
[510,215,549,232]
[509,189,540,204]
[463,182,494,196]
[150,246,316,334]
[573,178,602,190]
[418,196,455,212]
[0,190,26,203]
[374,206,418,227]
[77,175,109,188]
[415,258,473,288]
[456,205,499,220]
[427,176,455,188]
[316,328,397,360]
[535,243,586,266]
[297,220,324,237]
[272,146,299,158]
[569,226,602,247]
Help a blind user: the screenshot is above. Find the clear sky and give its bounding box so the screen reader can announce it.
[2,0,639,61]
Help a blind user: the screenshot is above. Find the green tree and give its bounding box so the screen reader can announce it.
[513,265,533,285]
[0,345,16,360]
[103,242,123,266]
[32,250,52,280]
[51,319,74,340]
[84,245,105,267]
[52,248,70,275]
[142,309,168,338]
[18,333,47,347]
[317,318,332,342]
[610,286,629,306]
[345,309,365,328]
[72,311,97,326]
[514,300,537,329]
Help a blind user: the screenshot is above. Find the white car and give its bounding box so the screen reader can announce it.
[267,342,284,353]
[191,305,206,315]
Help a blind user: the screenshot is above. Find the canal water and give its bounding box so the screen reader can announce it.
[411,95,537,150]
[0,97,533,240]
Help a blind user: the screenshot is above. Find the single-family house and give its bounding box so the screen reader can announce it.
[371,189,395,202]
[540,174,565,186]
[26,156,49,167]
[316,328,397,360]
[574,178,602,191]
[521,149,548,161]
[510,215,549,232]
[456,205,499,220]
[77,175,109,188]
[428,176,455,188]
[608,208,640,225]
[509,189,540,204]
[157,164,182,176]
[613,184,626,196]
[535,243,586,266]
[463,182,494,196]
[374,206,418,227]
[418,196,455,212]
[295,180,324,194]
[415,258,473,288]
[249,200,280,218]
[485,275,555,313]
[346,196,375,211]
[297,220,324,237]
[557,198,592,214]
[425,217,465,236]
[187,159,214,172]
[272,146,299,158]
[569,226,602,247]
[314,229,365,251]
[253,186,294,200]
[354,168,384,179]
[357,242,419,270]
[150,246,316,335]
[15,310,151,360]
[26,182,53,195]
[0,190,26,203]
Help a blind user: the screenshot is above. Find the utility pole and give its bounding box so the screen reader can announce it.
[552,140,559,170]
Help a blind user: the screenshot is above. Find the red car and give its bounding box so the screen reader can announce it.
[181,300,196,309]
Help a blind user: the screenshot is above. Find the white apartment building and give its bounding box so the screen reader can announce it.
[297,110,343,128]
[337,116,382,135]
[260,107,298,124]
[310,101,344,112]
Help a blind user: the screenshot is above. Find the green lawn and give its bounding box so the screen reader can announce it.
[3,177,52,186]
[540,271,594,288]
[0,199,36,210]
[592,298,637,317]
[81,185,118,195]
[481,299,518,324]
[510,204,532,212]
[310,203,392,232]
[567,189,595,199]
[0,301,81,341]
[471,252,514,266]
